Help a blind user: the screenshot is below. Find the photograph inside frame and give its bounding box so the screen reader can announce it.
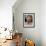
[23,13,35,28]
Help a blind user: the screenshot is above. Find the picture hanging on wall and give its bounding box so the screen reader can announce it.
[23,13,35,28]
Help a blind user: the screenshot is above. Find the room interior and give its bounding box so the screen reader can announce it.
[0,0,46,46]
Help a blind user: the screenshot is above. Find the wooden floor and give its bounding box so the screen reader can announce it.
[0,39,16,46]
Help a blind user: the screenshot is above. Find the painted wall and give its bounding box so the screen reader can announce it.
[13,0,41,46]
[41,0,46,46]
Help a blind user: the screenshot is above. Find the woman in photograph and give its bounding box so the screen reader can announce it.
[25,15,33,25]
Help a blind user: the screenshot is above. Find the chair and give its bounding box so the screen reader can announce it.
[25,40,35,46]
[15,33,23,46]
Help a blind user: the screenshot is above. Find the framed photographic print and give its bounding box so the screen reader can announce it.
[23,13,35,28]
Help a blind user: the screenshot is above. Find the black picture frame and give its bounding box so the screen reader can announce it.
[23,13,35,28]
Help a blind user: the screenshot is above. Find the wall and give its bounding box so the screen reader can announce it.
[13,0,41,46]
[0,0,16,30]
[41,0,46,46]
